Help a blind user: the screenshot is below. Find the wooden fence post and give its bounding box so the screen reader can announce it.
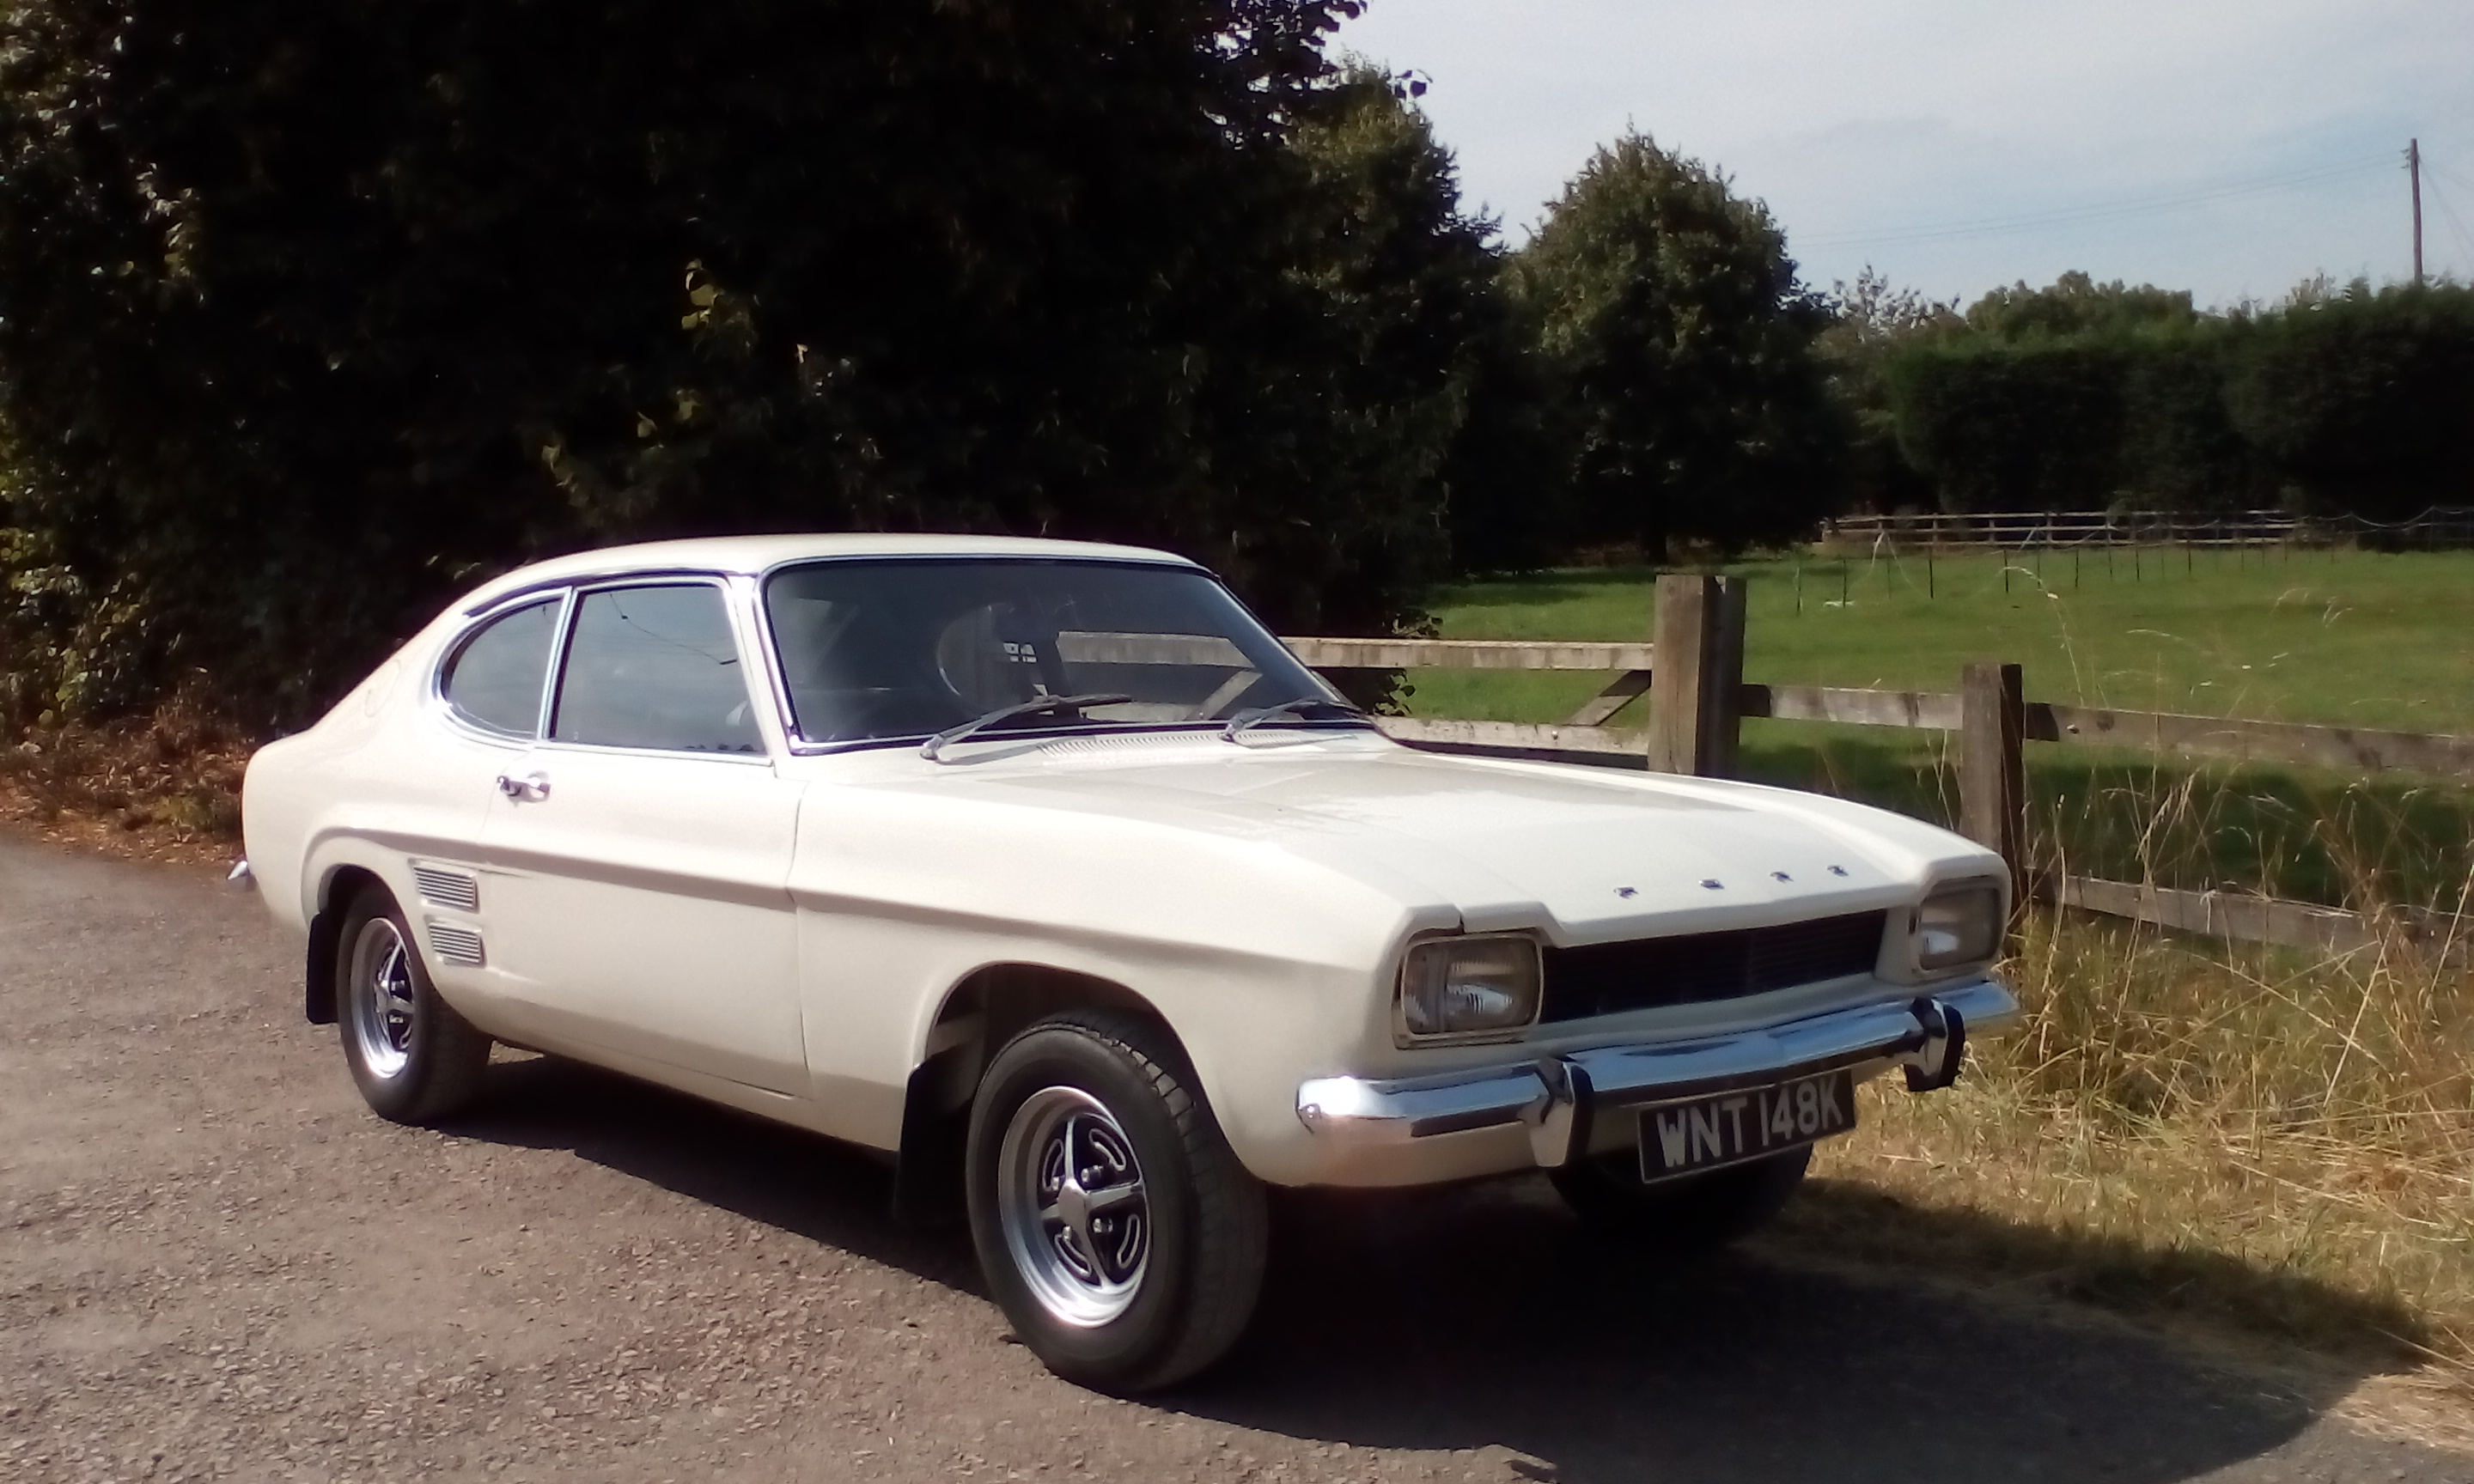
[1959,660,2026,902]
[1648,575,1746,776]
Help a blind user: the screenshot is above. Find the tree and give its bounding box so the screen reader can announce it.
[1283,65,1565,575]
[1963,271,2197,341]
[1247,64,1504,605]
[1816,266,1959,513]
[0,0,1471,727]
[1508,131,1841,556]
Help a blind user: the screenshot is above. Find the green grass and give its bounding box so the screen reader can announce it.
[1411,547,2474,731]
[1396,548,2474,911]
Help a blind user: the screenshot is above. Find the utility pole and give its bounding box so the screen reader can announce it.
[2410,138,2425,286]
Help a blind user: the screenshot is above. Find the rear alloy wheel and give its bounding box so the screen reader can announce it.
[966,1012,1267,1393]
[1550,1144,1812,1251]
[337,885,491,1124]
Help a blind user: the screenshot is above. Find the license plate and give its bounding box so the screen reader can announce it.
[1636,1069,1856,1183]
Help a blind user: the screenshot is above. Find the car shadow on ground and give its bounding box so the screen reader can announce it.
[450,1052,2422,1484]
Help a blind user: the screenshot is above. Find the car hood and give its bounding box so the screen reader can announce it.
[867,733,1983,942]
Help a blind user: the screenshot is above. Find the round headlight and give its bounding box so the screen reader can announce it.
[1398,935,1543,1041]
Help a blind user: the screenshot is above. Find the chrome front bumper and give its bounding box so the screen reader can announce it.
[1295,977,2017,1171]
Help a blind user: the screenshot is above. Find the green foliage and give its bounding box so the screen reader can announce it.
[1887,338,2132,511]
[1286,69,1574,580]
[1868,271,2474,516]
[2225,281,2474,521]
[1274,66,1502,602]
[1509,132,1842,554]
[0,0,1496,727]
[2117,338,2264,510]
[1961,271,2198,341]
[1814,267,1959,514]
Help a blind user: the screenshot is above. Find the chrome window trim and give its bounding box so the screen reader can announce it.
[430,588,575,747]
[751,553,1361,754]
[750,551,1204,586]
[541,575,776,763]
[462,565,734,617]
[772,718,1376,759]
[521,735,777,769]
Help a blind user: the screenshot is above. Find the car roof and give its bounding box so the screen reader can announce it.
[457,533,1205,613]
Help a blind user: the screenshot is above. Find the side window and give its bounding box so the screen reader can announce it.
[442,597,560,738]
[551,584,764,754]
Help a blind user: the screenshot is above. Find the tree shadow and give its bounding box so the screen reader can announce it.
[1738,727,2474,912]
[443,1052,985,1296]
[445,1055,2439,1484]
[1433,565,1664,611]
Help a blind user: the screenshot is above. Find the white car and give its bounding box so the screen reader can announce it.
[241,534,2015,1390]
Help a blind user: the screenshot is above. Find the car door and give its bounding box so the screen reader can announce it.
[407,591,571,1000]
[478,578,808,1096]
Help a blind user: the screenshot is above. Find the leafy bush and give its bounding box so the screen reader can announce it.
[0,0,1496,729]
[2227,281,2474,520]
[1870,275,2474,516]
[1887,338,2130,512]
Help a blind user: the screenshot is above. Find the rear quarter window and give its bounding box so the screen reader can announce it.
[441,597,561,738]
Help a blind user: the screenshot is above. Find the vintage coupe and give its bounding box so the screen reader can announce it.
[241,534,2015,1390]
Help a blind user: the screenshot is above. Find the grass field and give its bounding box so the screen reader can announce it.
[1399,548,2474,911]
[1411,546,2474,731]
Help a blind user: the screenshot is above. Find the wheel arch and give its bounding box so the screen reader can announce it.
[304,862,389,1025]
[892,963,1180,1224]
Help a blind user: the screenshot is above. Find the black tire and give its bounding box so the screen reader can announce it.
[1550,1143,1812,1251]
[965,1011,1268,1393]
[334,884,492,1124]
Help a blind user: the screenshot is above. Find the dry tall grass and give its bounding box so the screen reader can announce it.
[1773,742,2474,1392]
[1786,895,2474,1385]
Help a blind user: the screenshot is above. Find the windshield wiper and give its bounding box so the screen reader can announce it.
[920,692,1133,763]
[1221,696,1367,743]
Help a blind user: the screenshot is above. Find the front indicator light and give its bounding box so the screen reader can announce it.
[1399,936,1542,1040]
[1913,883,2002,971]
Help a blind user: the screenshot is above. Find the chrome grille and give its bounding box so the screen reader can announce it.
[411,865,480,913]
[425,921,486,968]
[1540,911,1887,1022]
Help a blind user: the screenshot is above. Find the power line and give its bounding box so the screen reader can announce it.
[1797,151,2400,250]
[2418,161,2474,267]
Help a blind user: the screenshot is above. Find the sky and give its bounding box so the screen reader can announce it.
[1329,1,2474,309]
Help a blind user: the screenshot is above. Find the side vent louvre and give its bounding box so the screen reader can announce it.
[426,920,486,968]
[411,865,481,913]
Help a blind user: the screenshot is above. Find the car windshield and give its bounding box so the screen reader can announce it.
[762,557,1356,748]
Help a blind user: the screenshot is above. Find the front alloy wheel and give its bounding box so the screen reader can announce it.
[998,1087,1153,1327]
[966,1012,1267,1393]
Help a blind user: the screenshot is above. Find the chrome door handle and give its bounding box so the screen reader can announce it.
[495,772,551,802]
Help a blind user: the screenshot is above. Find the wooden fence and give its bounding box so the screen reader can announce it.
[1282,574,2473,963]
[1821,507,2474,551]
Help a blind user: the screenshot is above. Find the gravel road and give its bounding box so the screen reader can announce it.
[3,834,2463,1484]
